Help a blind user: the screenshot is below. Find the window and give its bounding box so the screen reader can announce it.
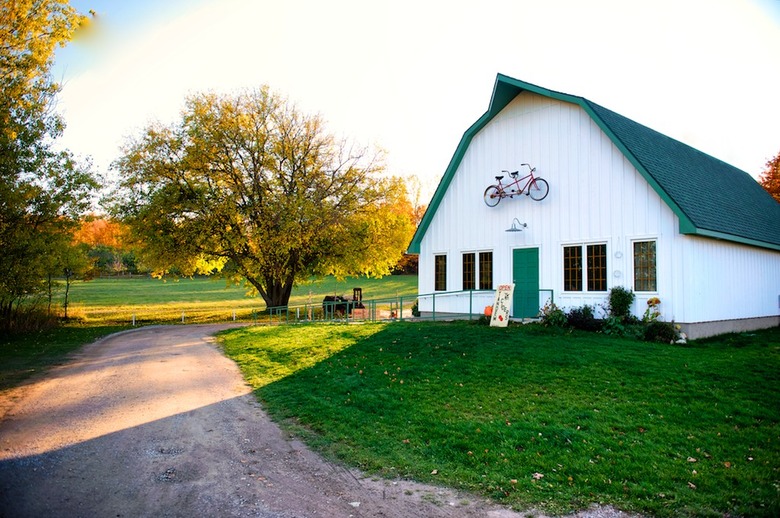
[462,251,493,290]
[563,246,582,291]
[587,244,607,291]
[563,243,607,292]
[434,255,447,291]
[462,253,475,290]
[633,241,657,291]
[479,252,493,290]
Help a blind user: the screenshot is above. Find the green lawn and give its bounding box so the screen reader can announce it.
[66,274,418,324]
[218,321,780,517]
[4,275,779,516]
[0,325,127,391]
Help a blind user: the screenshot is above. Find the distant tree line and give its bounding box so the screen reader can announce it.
[73,218,142,276]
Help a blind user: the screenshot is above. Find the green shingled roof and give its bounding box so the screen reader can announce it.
[408,74,780,253]
[586,100,780,249]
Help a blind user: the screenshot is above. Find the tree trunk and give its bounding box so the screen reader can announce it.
[0,300,12,333]
[63,273,71,319]
[46,273,53,316]
[246,274,295,308]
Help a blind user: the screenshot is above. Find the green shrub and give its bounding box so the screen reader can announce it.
[2,301,60,335]
[602,315,644,339]
[539,301,567,328]
[644,320,678,343]
[602,315,625,336]
[567,304,601,332]
[608,286,635,320]
[411,300,420,317]
[474,314,491,326]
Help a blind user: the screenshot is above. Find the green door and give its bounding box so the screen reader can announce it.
[512,248,540,318]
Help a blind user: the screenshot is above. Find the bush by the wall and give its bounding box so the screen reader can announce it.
[643,320,678,343]
[567,304,601,332]
[602,315,644,339]
[608,286,635,320]
[539,301,567,328]
[602,315,624,336]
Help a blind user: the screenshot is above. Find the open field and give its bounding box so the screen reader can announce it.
[219,321,780,517]
[66,275,418,325]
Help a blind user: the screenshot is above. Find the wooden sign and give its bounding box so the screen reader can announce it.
[490,284,514,327]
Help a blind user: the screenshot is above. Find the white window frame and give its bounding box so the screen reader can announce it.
[561,241,609,293]
[631,239,658,293]
[461,249,494,291]
[434,254,447,292]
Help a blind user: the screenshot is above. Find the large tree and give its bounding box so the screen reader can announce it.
[759,150,780,203]
[0,1,97,330]
[111,88,414,308]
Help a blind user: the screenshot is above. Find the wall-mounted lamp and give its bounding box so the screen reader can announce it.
[505,218,527,232]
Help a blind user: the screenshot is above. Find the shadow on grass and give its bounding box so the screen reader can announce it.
[221,321,780,517]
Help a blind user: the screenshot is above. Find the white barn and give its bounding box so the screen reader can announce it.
[407,74,780,339]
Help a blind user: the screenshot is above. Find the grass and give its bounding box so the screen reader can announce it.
[0,325,127,392]
[4,276,779,515]
[218,321,780,517]
[66,274,418,324]
[0,274,416,390]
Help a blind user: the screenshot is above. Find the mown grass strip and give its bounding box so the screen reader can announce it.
[218,322,780,517]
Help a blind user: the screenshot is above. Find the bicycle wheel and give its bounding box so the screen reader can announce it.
[483,185,502,207]
[527,178,549,201]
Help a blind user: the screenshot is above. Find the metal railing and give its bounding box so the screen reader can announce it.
[265,288,557,326]
[266,295,416,325]
[74,287,555,327]
[413,289,496,321]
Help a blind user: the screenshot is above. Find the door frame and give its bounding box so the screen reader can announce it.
[512,247,540,318]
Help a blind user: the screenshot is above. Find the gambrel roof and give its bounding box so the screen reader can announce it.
[408,74,780,253]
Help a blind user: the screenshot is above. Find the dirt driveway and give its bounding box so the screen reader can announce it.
[0,325,635,518]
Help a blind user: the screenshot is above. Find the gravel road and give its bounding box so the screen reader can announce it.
[0,324,638,518]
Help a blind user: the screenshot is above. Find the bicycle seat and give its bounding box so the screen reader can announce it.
[495,175,504,181]
[510,171,519,177]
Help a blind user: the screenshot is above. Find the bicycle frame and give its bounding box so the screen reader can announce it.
[483,163,549,206]
[497,170,536,196]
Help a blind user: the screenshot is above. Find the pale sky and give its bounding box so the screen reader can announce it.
[53,0,780,200]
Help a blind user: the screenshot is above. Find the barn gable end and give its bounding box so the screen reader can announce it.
[409,74,780,338]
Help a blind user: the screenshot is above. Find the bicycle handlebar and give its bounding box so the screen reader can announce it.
[501,164,536,174]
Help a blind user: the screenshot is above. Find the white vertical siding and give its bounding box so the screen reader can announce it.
[418,91,780,323]
[674,236,780,322]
